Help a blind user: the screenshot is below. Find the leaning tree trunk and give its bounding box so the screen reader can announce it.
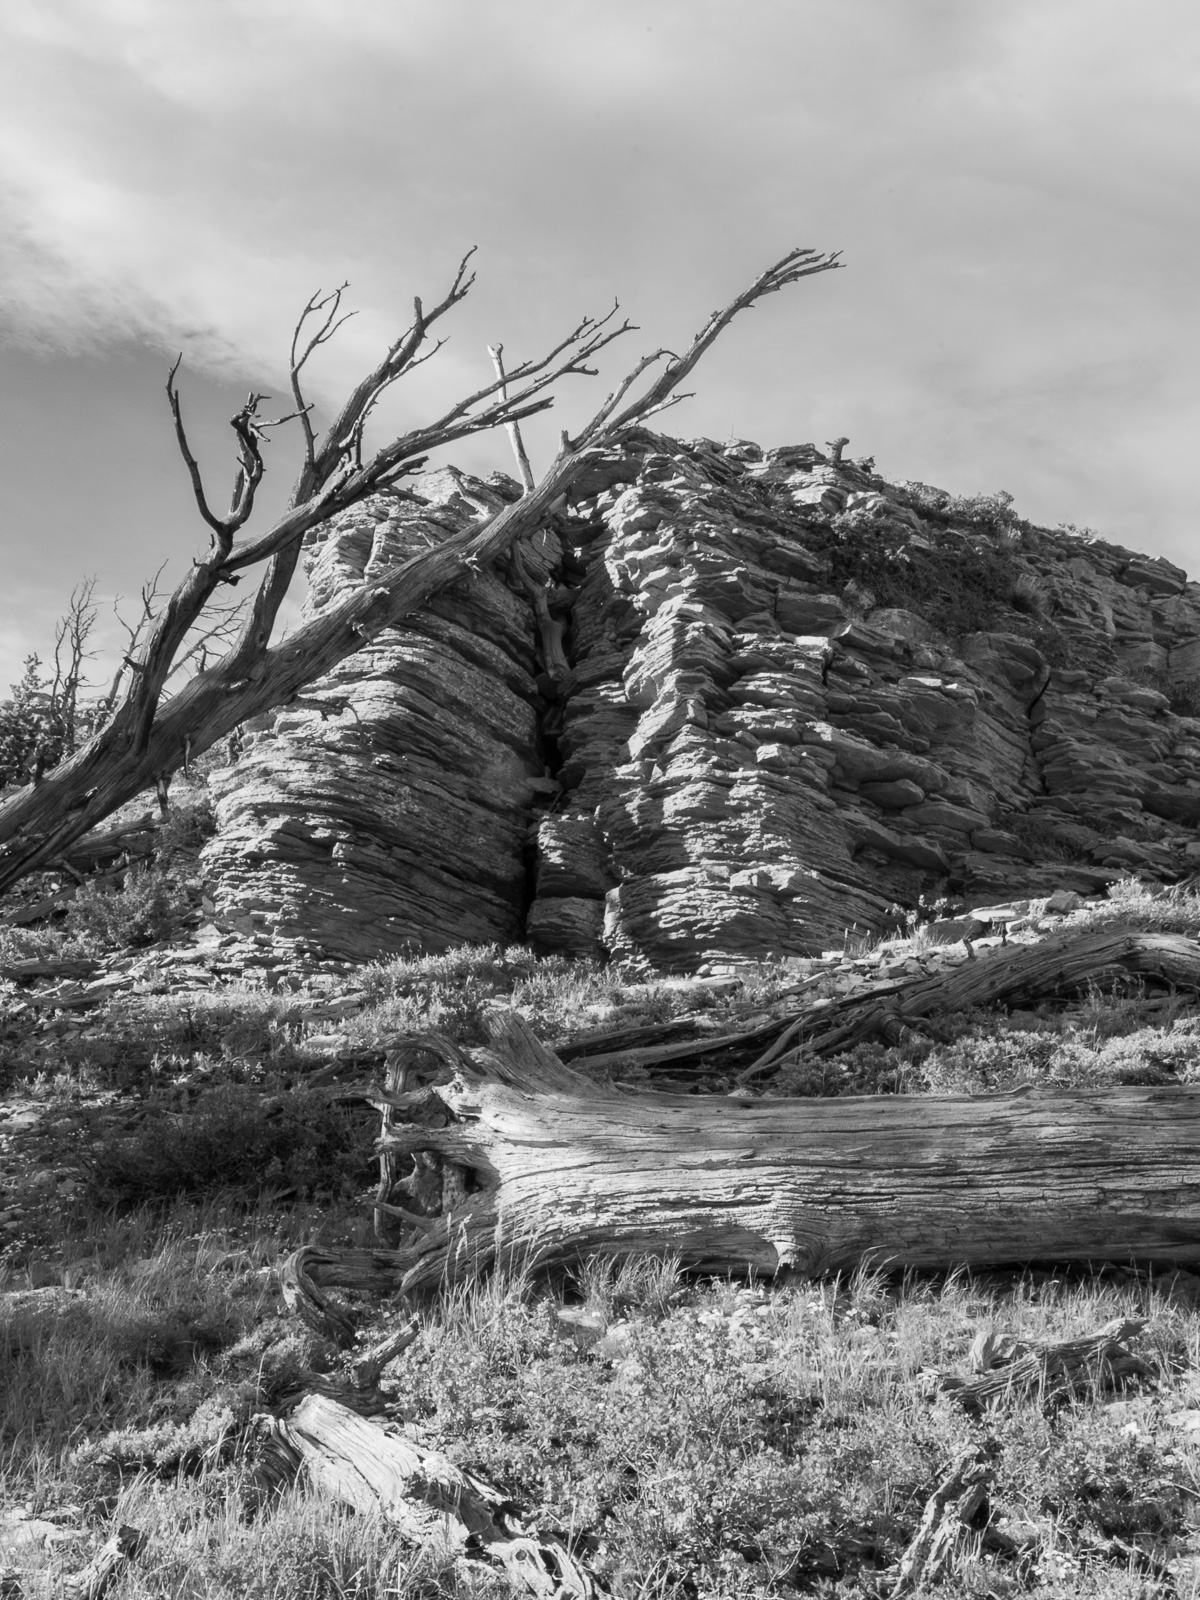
[285,1007,1200,1335]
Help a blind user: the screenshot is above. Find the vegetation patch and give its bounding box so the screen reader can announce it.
[72,1082,375,1206]
[818,509,1022,637]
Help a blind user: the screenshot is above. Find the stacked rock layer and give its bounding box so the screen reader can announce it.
[203,469,557,956]
[203,435,1200,968]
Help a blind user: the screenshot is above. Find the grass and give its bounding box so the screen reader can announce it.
[6,886,1200,1592]
[19,1256,1196,1598]
[14,1234,1199,1599]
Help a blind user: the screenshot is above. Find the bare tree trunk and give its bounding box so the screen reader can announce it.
[554,928,1200,1082]
[0,247,841,896]
[283,1008,1200,1337]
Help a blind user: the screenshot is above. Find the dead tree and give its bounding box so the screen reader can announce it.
[0,247,842,895]
[281,1005,1200,1341]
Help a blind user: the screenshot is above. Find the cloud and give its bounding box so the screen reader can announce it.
[0,0,1197,688]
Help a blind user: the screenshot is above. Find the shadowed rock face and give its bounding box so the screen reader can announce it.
[204,435,1200,968]
[202,469,557,959]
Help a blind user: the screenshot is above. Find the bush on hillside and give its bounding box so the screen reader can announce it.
[822,515,1020,636]
[79,1083,374,1203]
[65,866,196,950]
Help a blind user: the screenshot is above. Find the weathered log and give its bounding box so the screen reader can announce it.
[63,1526,145,1600]
[281,1392,600,1597]
[0,957,100,983]
[286,1008,1200,1329]
[553,929,1200,1083]
[936,1317,1146,1412]
[891,1449,993,1595]
[777,927,1200,1067]
[58,814,155,870]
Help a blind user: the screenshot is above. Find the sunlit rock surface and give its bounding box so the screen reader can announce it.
[204,434,1200,967]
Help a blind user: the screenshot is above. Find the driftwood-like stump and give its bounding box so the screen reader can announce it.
[284,1003,1200,1329]
[279,1393,599,1596]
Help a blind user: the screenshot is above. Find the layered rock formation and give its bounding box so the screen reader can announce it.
[203,434,1200,968]
[203,470,558,954]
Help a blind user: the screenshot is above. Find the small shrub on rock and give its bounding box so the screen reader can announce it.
[820,517,1020,637]
[65,866,195,950]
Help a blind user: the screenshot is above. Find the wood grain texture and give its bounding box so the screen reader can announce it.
[277,1011,1200,1312]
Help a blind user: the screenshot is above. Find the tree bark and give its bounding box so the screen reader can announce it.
[284,1008,1200,1334]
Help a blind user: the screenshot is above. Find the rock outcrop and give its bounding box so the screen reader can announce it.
[203,434,1200,968]
[203,470,558,955]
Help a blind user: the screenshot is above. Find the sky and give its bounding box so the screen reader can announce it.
[0,0,1197,691]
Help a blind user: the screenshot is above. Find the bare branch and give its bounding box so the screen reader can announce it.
[0,246,842,889]
[487,343,536,491]
[574,246,842,445]
[166,357,228,542]
[299,249,479,504]
[289,283,352,467]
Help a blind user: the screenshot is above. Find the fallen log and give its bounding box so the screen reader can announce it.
[936,1317,1146,1412]
[57,813,155,870]
[774,928,1200,1067]
[285,1007,1200,1328]
[891,1449,992,1595]
[0,957,101,983]
[273,1392,600,1597]
[558,929,1200,1083]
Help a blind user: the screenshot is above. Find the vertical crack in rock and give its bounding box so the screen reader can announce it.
[204,435,1200,968]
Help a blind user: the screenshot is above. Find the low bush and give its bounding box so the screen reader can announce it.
[820,515,1021,637]
[77,1084,375,1205]
[351,942,633,1046]
[64,866,195,951]
[1130,665,1200,720]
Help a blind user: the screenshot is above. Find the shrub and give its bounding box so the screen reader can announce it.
[1004,810,1094,864]
[1169,676,1200,718]
[820,517,1020,637]
[65,866,195,950]
[1131,666,1200,719]
[78,1084,375,1204]
[351,942,626,1047]
[153,788,217,860]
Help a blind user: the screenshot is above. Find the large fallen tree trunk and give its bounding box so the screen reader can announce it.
[284,1007,1200,1333]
